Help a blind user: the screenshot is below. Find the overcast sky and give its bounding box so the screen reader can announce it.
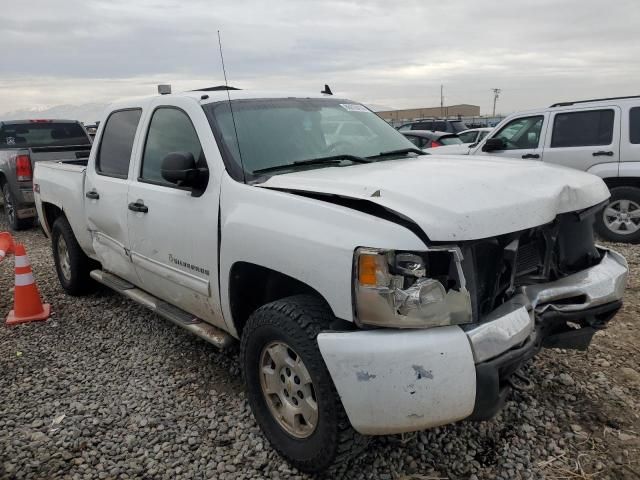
[1,0,639,119]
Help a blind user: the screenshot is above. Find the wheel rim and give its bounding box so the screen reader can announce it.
[259,341,318,438]
[3,186,15,225]
[57,235,72,282]
[603,199,640,235]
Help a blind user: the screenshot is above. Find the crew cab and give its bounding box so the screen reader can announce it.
[470,96,640,243]
[34,88,628,473]
[0,119,92,230]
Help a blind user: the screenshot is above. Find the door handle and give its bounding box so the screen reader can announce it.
[85,191,99,200]
[592,150,614,157]
[128,201,148,213]
[521,153,540,159]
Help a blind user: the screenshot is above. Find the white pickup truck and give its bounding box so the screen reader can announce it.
[34,87,628,473]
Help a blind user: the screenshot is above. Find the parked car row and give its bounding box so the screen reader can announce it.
[27,87,629,473]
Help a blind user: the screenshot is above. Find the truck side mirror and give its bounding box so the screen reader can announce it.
[482,137,506,152]
[161,151,209,195]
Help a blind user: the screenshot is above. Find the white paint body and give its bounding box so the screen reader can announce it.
[32,89,623,436]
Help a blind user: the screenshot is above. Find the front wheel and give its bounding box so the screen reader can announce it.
[595,186,640,243]
[240,295,367,473]
[51,216,97,295]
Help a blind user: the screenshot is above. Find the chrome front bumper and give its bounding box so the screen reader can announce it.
[465,248,628,363]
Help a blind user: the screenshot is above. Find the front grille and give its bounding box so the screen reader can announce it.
[463,210,599,320]
[515,241,542,276]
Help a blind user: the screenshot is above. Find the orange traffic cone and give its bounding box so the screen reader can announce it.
[0,232,13,262]
[5,243,51,325]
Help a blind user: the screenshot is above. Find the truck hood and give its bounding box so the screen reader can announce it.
[258,155,610,241]
[426,144,471,155]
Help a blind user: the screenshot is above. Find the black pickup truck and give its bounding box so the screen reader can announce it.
[0,119,92,230]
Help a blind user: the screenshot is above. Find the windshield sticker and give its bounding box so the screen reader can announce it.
[6,137,15,145]
[340,104,369,113]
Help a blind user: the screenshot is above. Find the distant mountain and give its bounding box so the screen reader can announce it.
[0,103,107,124]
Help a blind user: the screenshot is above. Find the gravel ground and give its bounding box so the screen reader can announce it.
[1,215,639,480]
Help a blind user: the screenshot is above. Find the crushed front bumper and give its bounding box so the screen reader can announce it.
[318,248,627,435]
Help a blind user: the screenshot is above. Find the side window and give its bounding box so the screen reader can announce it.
[433,121,447,132]
[141,107,205,186]
[411,122,431,130]
[630,107,640,144]
[477,130,489,141]
[550,109,614,148]
[493,116,544,150]
[458,131,476,143]
[96,109,142,177]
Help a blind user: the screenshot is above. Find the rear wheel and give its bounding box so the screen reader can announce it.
[2,183,32,230]
[52,216,97,295]
[595,186,640,243]
[240,295,367,473]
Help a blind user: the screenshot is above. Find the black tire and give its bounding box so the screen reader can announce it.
[594,186,640,244]
[2,182,32,230]
[51,215,97,295]
[240,294,367,473]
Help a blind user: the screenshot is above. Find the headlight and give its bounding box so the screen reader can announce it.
[354,247,472,328]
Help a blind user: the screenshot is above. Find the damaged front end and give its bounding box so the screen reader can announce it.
[458,204,628,420]
[461,202,627,354]
[319,203,627,435]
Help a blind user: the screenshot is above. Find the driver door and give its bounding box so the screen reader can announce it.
[476,114,549,160]
[126,99,223,327]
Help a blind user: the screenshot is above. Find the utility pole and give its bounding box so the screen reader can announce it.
[491,88,501,117]
[440,84,444,117]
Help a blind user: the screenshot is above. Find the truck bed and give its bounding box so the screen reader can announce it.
[34,160,94,255]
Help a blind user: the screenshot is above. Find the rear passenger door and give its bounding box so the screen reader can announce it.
[85,108,143,284]
[542,107,621,171]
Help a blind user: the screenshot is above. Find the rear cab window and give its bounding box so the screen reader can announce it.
[96,109,142,178]
[550,109,614,148]
[0,122,90,148]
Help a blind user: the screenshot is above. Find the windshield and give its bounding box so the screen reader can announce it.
[0,122,90,148]
[204,98,417,179]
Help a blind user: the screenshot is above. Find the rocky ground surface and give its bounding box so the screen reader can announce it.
[0,217,638,480]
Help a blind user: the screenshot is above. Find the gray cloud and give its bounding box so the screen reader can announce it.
[1,0,639,117]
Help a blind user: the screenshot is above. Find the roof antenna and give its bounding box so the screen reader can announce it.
[321,84,333,95]
[217,30,247,183]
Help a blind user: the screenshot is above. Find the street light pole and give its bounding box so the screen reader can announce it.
[491,88,501,117]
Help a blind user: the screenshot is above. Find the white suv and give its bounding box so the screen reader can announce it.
[471,96,640,243]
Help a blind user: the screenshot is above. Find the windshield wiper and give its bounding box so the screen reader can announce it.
[368,147,425,159]
[252,154,372,175]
